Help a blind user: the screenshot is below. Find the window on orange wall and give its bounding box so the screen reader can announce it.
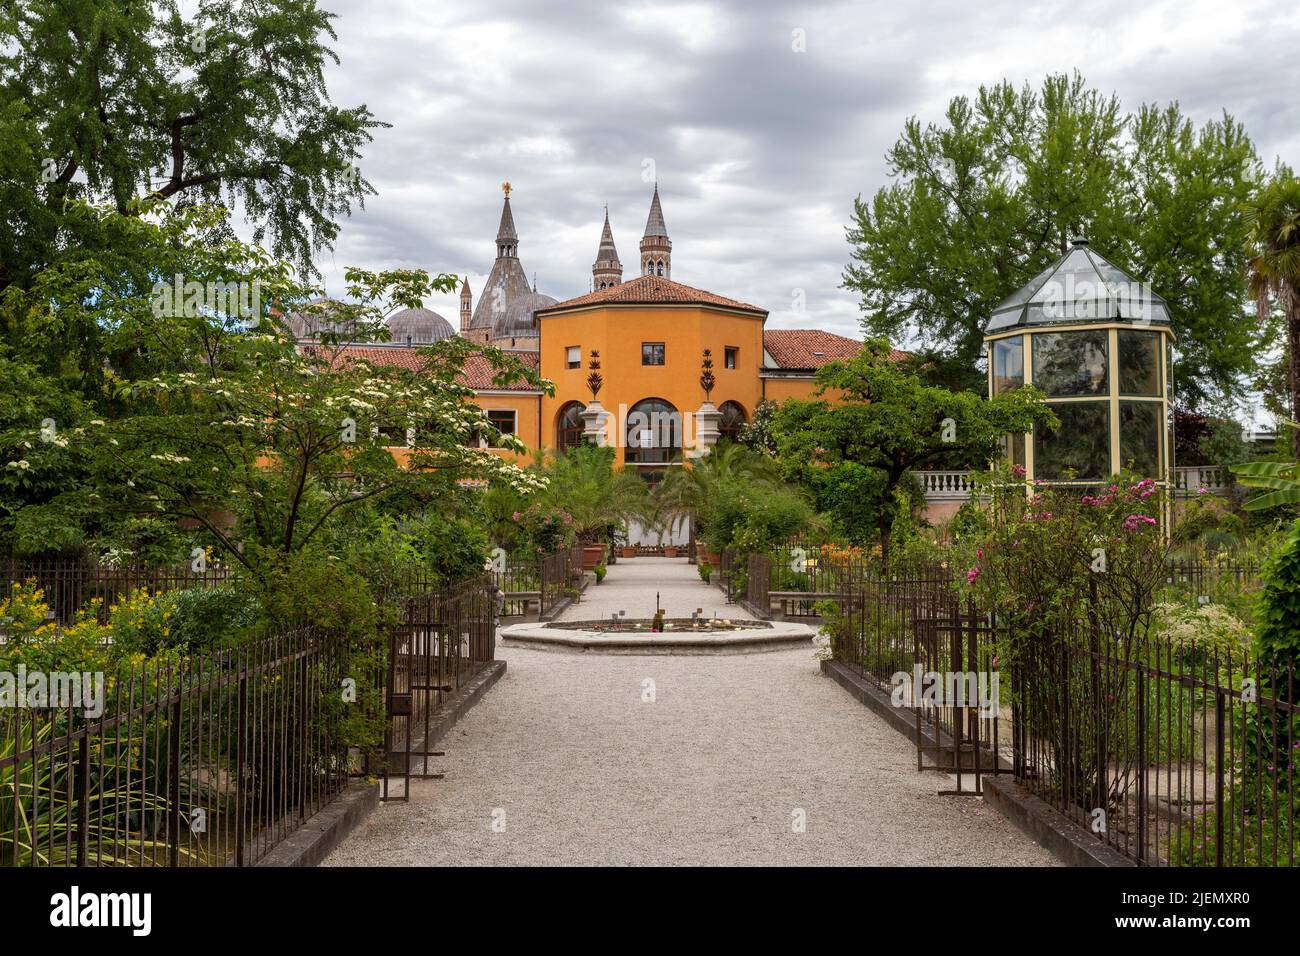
[719,401,747,442]
[486,409,516,448]
[556,401,586,450]
[724,346,737,369]
[566,345,581,369]
[642,343,665,366]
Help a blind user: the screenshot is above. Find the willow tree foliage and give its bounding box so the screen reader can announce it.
[0,0,381,293]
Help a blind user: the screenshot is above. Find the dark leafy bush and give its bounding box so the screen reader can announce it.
[165,586,261,652]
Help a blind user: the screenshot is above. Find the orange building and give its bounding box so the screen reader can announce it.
[304,185,864,472]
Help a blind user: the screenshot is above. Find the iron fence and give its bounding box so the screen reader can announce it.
[762,542,875,619]
[2,559,234,625]
[382,574,495,801]
[816,553,1297,865]
[540,546,582,615]
[1158,559,1262,606]
[1011,625,1297,866]
[3,557,502,857]
[494,561,541,617]
[717,549,737,602]
[746,553,771,617]
[0,626,353,867]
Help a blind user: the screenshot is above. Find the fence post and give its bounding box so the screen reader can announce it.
[234,667,248,867]
[167,692,182,867]
[298,642,310,822]
[1214,686,1225,867]
[1135,665,1146,863]
[74,732,90,866]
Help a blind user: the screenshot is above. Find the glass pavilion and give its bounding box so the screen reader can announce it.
[984,239,1174,488]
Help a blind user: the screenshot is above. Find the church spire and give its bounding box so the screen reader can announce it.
[592,205,623,290]
[495,182,518,259]
[470,183,532,342]
[640,184,671,279]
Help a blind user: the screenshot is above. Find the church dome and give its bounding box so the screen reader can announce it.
[493,291,556,339]
[387,307,456,346]
[283,298,353,341]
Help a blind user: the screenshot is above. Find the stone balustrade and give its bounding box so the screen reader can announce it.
[914,470,978,500]
[912,466,1235,501]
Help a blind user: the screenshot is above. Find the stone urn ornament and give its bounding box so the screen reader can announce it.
[579,349,611,446]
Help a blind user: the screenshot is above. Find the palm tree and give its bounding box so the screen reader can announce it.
[1232,439,1300,511]
[654,440,779,557]
[1244,173,1300,457]
[537,444,648,545]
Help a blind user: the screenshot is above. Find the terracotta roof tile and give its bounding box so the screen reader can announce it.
[305,345,542,392]
[537,274,766,314]
[762,329,903,369]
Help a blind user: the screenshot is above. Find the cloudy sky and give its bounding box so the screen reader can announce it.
[308,0,1300,344]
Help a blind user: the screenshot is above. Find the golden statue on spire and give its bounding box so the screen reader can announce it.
[502,181,512,197]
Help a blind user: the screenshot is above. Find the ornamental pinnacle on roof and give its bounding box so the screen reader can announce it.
[496,187,518,257]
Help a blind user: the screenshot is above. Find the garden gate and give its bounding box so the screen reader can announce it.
[909,600,1005,795]
[382,576,495,801]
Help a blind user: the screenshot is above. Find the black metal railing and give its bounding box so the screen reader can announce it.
[2,558,502,859]
[818,555,1296,865]
[1011,624,1296,867]
[382,574,495,801]
[2,559,234,624]
[0,627,352,867]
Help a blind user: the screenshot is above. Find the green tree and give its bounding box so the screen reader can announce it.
[0,352,91,554]
[1243,172,1300,457]
[1,199,300,401]
[3,204,548,577]
[845,71,1261,406]
[768,339,1053,556]
[0,0,381,291]
[654,440,778,550]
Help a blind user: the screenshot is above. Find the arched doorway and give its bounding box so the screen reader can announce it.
[556,401,586,451]
[625,398,680,490]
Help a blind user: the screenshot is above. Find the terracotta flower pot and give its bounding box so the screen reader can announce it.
[664,546,679,558]
[581,544,606,570]
[620,546,637,559]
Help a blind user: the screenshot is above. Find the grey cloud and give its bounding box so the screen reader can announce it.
[290,0,1298,340]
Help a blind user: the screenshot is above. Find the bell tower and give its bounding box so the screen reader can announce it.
[459,277,472,332]
[640,184,671,279]
[592,206,623,290]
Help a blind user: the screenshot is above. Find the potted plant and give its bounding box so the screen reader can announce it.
[581,539,606,571]
[621,544,638,559]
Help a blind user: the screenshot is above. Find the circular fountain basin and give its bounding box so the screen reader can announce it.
[500,618,816,655]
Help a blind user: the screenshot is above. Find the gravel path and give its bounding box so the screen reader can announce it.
[324,560,1056,866]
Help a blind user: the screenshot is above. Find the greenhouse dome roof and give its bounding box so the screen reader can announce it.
[985,239,1170,333]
